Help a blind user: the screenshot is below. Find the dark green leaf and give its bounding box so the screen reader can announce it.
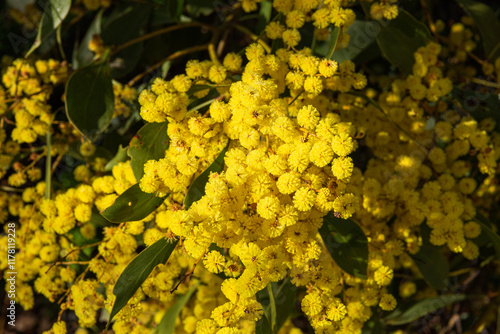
[101,4,152,45]
[451,87,500,129]
[376,10,431,74]
[166,0,185,23]
[326,26,341,59]
[101,3,152,78]
[127,122,169,182]
[73,8,104,69]
[25,0,71,57]
[184,142,228,210]
[158,282,200,334]
[101,183,165,223]
[108,238,178,325]
[412,244,449,290]
[187,84,214,95]
[456,0,500,60]
[331,21,378,62]
[385,294,466,325]
[65,54,114,140]
[256,280,297,334]
[255,313,273,334]
[273,280,297,331]
[475,213,500,258]
[320,213,368,279]
[105,145,129,172]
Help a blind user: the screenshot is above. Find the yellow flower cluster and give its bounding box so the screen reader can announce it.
[133,26,374,328]
[1,58,67,143]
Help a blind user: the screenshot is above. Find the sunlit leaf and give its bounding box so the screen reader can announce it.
[256,0,272,34]
[108,238,178,326]
[319,213,368,279]
[127,122,169,182]
[158,282,200,334]
[385,294,466,325]
[101,183,165,223]
[184,142,228,210]
[26,0,71,57]
[65,53,114,140]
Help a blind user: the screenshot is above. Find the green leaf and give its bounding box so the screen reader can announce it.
[256,280,297,334]
[127,122,169,182]
[256,311,273,334]
[451,87,500,129]
[412,244,449,290]
[25,0,71,57]
[455,0,500,60]
[331,20,378,63]
[326,26,341,59]
[475,213,500,258]
[273,280,297,331]
[320,213,368,279]
[385,294,466,325]
[101,183,165,223]
[256,0,272,34]
[65,54,114,140]
[166,0,185,23]
[108,238,178,325]
[104,145,129,172]
[184,142,228,210]
[158,282,200,334]
[376,9,431,74]
[73,8,104,69]
[101,3,152,78]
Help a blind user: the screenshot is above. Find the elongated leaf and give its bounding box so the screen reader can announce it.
[475,214,500,258]
[451,87,500,130]
[412,244,449,290]
[184,142,228,210]
[101,3,152,78]
[104,145,129,172]
[326,26,341,59]
[456,0,500,60]
[101,183,165,223]
[108,238,178,325]
[256,0,272,34]
[376,10,431,74]
[73,8,104,69]
[65,54,114,140]
[158,282,200,334]
[255,311,273,334]
[26,0,71,57]
[385,294,466,325]
[320,213,368,279]
[128,122,169,182]
[256,280,297,334]
[273,280,297,331]
[331,20,378,62]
